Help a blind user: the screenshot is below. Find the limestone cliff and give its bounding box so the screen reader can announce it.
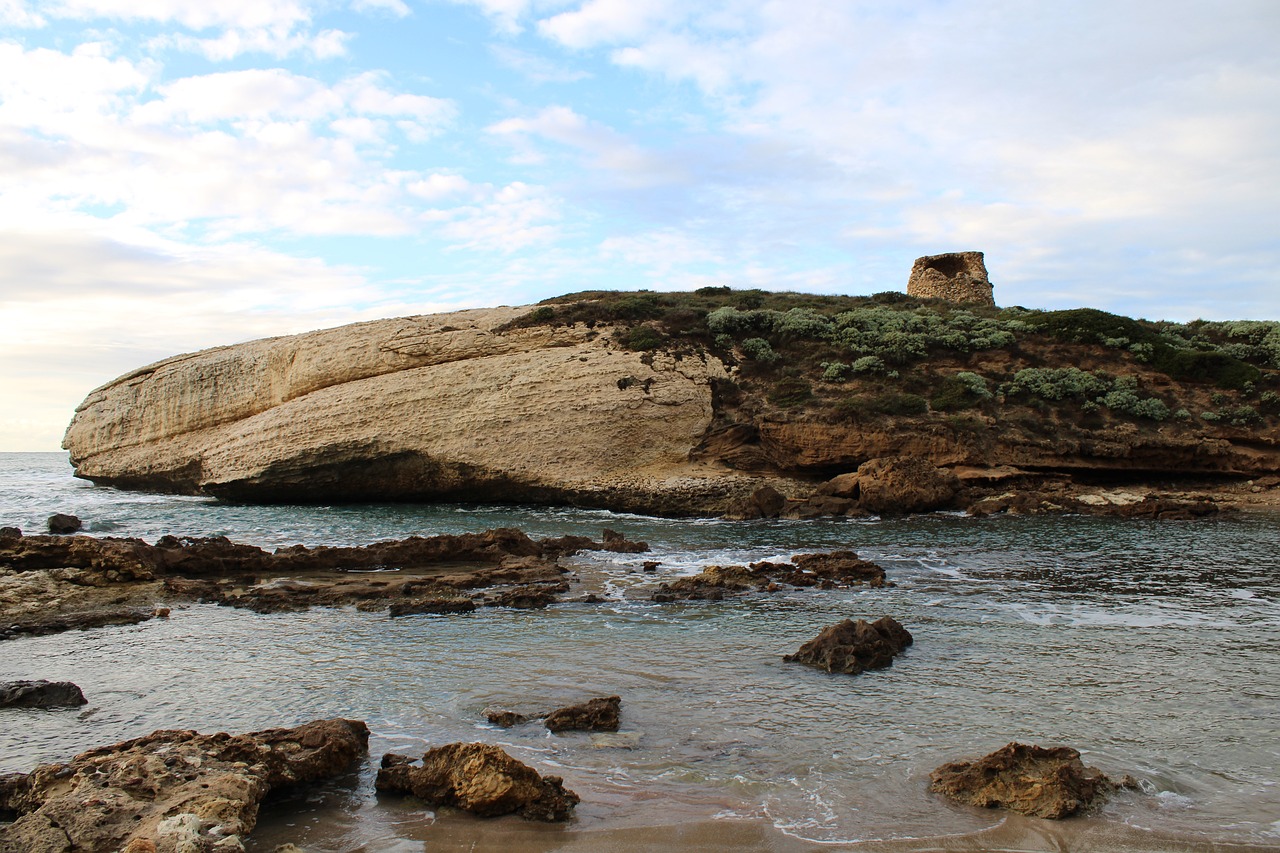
[63,306,762,513]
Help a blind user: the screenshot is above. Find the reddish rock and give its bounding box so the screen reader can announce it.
[929,742,1133,819]
[723,485,787,520]
[783,616,913,675]
[375,743,579,821]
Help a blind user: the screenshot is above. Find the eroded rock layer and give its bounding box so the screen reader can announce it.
[63,307,743,514]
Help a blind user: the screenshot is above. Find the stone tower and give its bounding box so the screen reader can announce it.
[906,252,994,306]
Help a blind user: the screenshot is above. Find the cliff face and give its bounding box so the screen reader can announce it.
[64,294,1280,514]
[63,306,755,513]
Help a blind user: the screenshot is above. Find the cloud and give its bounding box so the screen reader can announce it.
[490,44,590,83]
[0,46,459,238]
[488,105,687,188]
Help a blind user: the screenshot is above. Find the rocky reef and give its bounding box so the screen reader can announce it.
[0,528,646,639]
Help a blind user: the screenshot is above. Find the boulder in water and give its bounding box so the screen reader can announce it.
[46,514,82,535]
[544,696,621,732]
[376,743,579,821]
[783,616,913,675]
[0,680,87,708]
[929,741,1134,819]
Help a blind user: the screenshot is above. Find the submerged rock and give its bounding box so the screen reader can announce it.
[46,514,82,535]
[376,743,579,821]
[0,680,87,709]
[783,616,913,675]
[544,696,621,733]
[929,742,1134,819]
[0,718,369,853]
[484,708,530,728]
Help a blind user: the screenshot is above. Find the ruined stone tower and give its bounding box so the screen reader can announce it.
[906,251,994,306]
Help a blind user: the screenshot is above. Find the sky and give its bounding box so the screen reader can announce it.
[1,0,1278,451]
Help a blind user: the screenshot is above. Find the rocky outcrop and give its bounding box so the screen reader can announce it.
[906,251,994,305]
[543,696,621,732]
[62,306,748,515]
[848,456,960,515]
[375,743,579,821]
[783,616,913,675]
[0,680,87,709]
[0,718,368,852]
[929,742,1135,819]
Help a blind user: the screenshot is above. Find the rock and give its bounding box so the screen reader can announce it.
[387,597,476,617]
[484,708,529,728]
[375,743,579,821]
[0,527,19,539]
[0,680,87,709]
[855,456,959,515]
[544,696,621,733]
[929,742,1132,819]
[723,485,786,520]
[62,306,736,515]
[0,718,368,853]
[783,616,913,675]
[601,529,649,553]
[642,560,660,572]
[46,514,82,535]
[485,582,568,609]
[906,251,994,306]
[652,552,889,601]
[815,472,860,499]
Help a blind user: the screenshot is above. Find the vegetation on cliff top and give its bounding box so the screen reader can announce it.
[500,288,1280,435]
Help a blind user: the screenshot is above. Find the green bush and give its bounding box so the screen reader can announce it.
[820,361,850,382]
[527,305,556,324]
[1101,389,1170,421]
[621,324,665,351]
[740,337,780,364]
[1003,367,1110,401]
[851,355,887,374]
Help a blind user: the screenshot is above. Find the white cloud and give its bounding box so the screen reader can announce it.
[537,0,680,49]
[0,0,44,27]
[0,46,459,238]
[434,181,563,253]
[490,44,590,83]
[488,105,686,188]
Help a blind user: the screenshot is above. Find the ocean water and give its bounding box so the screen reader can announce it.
[1,452,1278,850]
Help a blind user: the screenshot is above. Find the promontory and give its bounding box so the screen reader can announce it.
[63,284,1280,515]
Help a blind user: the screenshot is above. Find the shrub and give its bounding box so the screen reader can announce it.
[820,361,850,382]
[775,308,835,340]
[706,307,779,336]
[740,337,780,364]
[851,355,887,375]
[621,324,665,351]
[528,305,556,324]
[1030,308,1152,346]
[867,392,928,416]
[1101,389,1170,421]
[1003,367,1110,401]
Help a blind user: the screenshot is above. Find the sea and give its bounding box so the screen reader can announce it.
[1,451,1278,852]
